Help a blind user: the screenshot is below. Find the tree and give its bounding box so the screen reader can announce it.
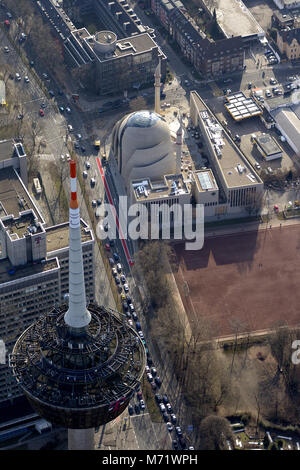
[129,96,147,113]
[199,416,234,450]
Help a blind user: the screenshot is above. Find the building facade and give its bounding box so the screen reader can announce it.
[277,27,300,59]
[0,164,94,406]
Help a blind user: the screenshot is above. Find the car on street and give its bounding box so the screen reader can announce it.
[155,376,161,387]
[170,413,177,424]
[116,263,122,272]
[175,426,183,437]
[172,440,179,450]
[135,321,142,331]
[159,403,166,413]
[124,283,129,292]
[115,277,120,285]
[139,399,145,410]
[162,394,169,404]
[120,274,126,284]
[167,422,173,432]
[134,403,140,414]
[155,394,162,403]
[132,312,138,322]
[166,403,172,413]
[138,331,145,340]
[128,303,135,313]
[146,372,153,383]
[112,267,117,277]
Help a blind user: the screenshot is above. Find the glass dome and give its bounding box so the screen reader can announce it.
[126,110,161,128]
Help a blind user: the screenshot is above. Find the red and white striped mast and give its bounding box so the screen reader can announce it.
[64,160,91,330]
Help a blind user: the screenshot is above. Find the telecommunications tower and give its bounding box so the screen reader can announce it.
[10,161,146,450]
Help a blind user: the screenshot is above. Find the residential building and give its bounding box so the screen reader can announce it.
[277,26,300,59]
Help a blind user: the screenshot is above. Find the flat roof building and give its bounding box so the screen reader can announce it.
[254,133,283,160]
[224,92,262,121]
[190,91,264,216]
[201,0,264,39]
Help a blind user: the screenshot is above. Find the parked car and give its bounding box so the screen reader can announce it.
[92,200,97,208]
[159,403,166,413]
[175,426,183,437]
[112,268,117,277]
[167,422,173,432]
[136,321,142,331]
[155,376,162,387]
[162,412,169,423]
[166,403,173,413]
[124,283,129,292]
[39,109,45,117]
[162,394,169,405]
[172,440,179,450]
[155,394,162,403]
[113,252,119,261]
[134,403,140,414]
[137,391,143,400]
[140,400,145,410]
[128,405,134,415]
[120,274,126,284]
[170,413,177,424]
[116,263,122,272]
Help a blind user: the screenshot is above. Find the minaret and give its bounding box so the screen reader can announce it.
[64,160,91,330]
[154,58,161,114]
[176,114,183,174]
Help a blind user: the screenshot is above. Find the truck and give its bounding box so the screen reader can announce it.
[33,177,42,194]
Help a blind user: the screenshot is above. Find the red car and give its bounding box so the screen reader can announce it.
[39,109,45,117]
[105,243,110,251]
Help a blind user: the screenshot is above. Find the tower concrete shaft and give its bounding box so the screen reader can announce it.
[68,428,95,450]
[64,161,91,330]
[154,58,161,114]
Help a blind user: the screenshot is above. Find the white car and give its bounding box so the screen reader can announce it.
[15,73,21,81]
[66,107,71,113]
[159,403,166,413]
[267,167,273,174]
[67,124,73,132]
[76,133,82,140]
[116,263,122,272]
[24,76,29,83]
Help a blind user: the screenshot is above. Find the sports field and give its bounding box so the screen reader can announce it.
[173,225,300,338]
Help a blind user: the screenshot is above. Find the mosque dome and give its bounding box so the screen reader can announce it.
[111,110,175,186]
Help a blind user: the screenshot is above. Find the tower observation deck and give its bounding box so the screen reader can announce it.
[10,161,146,447]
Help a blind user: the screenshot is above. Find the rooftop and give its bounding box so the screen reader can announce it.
[0,257,59,287]
[255,133,283,156]
[225,92,262,121]
[271,107,300,152]
[202,0,263,38]
[0,140,17,163]
[132,174,191,202]
[191,91,262,189]
[0,167,43,223]
[46,220,93,253]
[2,211,42,238]
[195,169,219,193]
[0,81,5,105]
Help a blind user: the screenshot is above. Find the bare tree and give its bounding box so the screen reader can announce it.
[198,415,234,450]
